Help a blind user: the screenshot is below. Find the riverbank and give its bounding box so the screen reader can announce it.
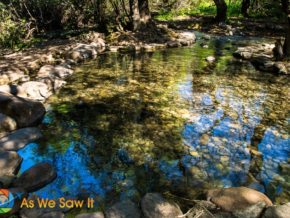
[0,24,289,217]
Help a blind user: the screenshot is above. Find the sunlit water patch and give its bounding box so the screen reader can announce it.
[18,35,290,209]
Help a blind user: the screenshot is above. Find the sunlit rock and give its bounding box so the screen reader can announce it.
[207,187,273,212]
[21,81,52,101]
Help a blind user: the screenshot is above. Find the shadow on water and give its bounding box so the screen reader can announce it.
[18,35,290,210]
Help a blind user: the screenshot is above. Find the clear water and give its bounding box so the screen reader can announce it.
[18,34,290,211]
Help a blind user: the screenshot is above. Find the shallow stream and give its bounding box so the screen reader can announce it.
[18,34,290,211]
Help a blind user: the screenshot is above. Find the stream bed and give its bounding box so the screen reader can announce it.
[18,34,290,211]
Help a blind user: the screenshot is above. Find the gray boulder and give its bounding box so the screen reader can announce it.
[21,81,52,101]
[0,92,46,127]
[0,127,42,151]
[233,202,266,218]
[105,200,141,218]
[0,151,22,177]
[141,193,183,218]
[263,203,290,218]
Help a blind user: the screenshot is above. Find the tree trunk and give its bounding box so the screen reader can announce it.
[138,0,151,24]
[283,16,290,57]
[131,0,141,31]
[213,0,227,22]
[241,0,251,17]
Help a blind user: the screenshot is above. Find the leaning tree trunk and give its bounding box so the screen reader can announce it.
[213,0,227,22]
[241,0,251,17]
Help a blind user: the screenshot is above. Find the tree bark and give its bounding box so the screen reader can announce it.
[213,0,227,22]
[241,0,251,17]
[283,15,290,57]
[131,0,141,31]
[282,0,290,57]
[138,0,151,24]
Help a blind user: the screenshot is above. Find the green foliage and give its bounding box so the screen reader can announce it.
[0,3,28,48]
[155,0,286,21]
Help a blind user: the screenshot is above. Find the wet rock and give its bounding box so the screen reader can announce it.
[233,202,266,218]
[0,151,22,177]
[0,91,46,127]
[141,193,182,218]
[105,200,141,218]
[262,203,290,218]
[0,127,42,151]
[0,113,17,138]
[21,81,52,101]
[38,65,73,80]
[0,85,27,97]
[13,162,57,192]
[76,212,105,218]
[206,56,216,62]
[207,187,272,212]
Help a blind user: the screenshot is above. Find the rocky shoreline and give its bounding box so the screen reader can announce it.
[0,29,289,217]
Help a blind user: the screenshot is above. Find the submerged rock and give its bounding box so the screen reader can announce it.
[207,187,272,212]
[0,151,22,177]
[13,162,57,193]
[0,127,42,151]
[141,193,183,218]
[0,92,46,127]
[262,203,290,218]
[105,200,141,218]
